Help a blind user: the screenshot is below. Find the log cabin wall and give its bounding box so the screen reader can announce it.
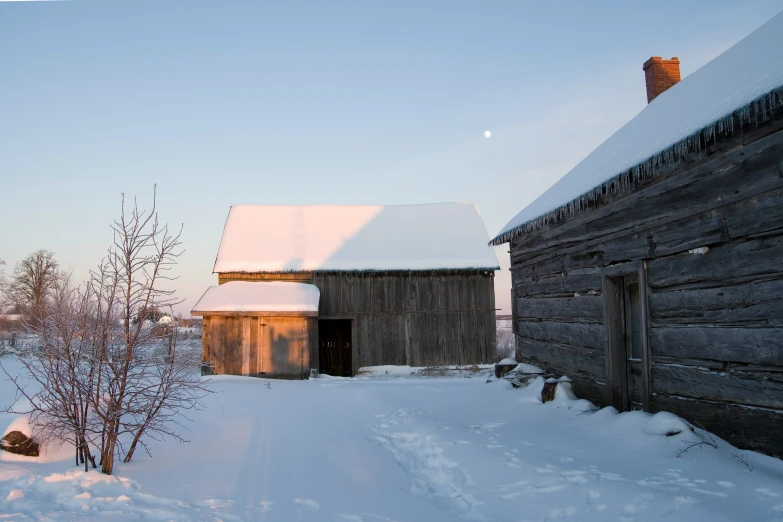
[202,314,315,379]
[219,270,497,372]
[508,126,783,456]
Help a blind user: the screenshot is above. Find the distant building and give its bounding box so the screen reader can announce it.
[193,203,499,379]
[492,14,783,456]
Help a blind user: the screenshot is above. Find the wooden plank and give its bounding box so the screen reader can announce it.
[217,272,314,284]
[259,322,271,375]
[191,311,318,317]
[517,296,603,323]
[515,273,602,298]
[652,363,783,409]
[647,235,783,290]
[250,317,260,376]
[650,211,724,257]
[568,376,610,406]
[649,279,783,326]
[651,394,783,457]
[724,187,783,239]
[512,248,604,277]
[649,326,783,365]
[241,316,251,376]
[517,321,604,350]
[517,337,606,377]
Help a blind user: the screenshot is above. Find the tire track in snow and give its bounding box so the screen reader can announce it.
[371,408,488,522]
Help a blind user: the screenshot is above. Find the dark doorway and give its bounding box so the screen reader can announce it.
[318,319,353,377]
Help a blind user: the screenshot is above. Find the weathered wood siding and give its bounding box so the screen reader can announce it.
[508,126,783,456]
[312,271,496,370]
[219,271,497,371]
[202,314,314,379]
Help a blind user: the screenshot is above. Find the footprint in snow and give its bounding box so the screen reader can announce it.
[561,470,588,484]
[673,496,700,509]
[293,498,321,510]
[334,514,364,521]
[546,506,576,520]
[584,490,600,503]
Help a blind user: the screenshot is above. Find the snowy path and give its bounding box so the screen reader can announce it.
[2,363,783,521]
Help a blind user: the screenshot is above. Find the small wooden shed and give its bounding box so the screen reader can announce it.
[197,202,500,378]
[192,281,320,379]
[491,14,783,456]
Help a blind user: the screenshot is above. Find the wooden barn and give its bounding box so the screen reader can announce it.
[491,14,783,456]
[195,202,499,378]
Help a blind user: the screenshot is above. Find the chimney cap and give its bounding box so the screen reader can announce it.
[644,56,680,70]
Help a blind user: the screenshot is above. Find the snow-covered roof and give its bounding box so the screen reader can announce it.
[191,281,320,315]
[493,12,783,245]
[214,203,500,273]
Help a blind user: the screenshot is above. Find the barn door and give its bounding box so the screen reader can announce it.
[318,319,353,377]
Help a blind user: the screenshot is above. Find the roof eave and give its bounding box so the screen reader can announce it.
[490,85,783,246]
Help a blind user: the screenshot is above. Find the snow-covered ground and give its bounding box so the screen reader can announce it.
[2,358,783,521]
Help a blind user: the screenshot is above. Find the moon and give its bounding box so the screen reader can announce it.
[484,130,492,138]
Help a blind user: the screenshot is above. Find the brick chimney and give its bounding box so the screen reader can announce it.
[643,56,681,103]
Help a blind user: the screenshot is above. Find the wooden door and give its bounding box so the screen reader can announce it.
[603,266,650,412]
[318,319,352,376]
[622,275,646,410]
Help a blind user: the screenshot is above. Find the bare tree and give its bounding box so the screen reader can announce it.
[2,188,209,476]
[8,250,62,324]
[88,189,208,475]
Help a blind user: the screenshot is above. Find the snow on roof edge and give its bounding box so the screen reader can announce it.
[489,85,783,246]
[191,281,320,314]
[212,205,233,274]
[213,202,500,272]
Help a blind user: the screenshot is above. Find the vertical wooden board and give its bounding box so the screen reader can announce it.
[228,316,239,375]
[241,316,251,376]
[487,273,497,363]
[214,317,226,374]
[307,316,318,373]
[249,317,259,376]
[201,316,211,367]
[213,317,225,375]
[260,320,271,375]
[301,318,310,378]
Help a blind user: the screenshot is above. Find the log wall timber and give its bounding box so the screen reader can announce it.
[216,271,497,371]
[201,314,313,379]
[509,127,783,456]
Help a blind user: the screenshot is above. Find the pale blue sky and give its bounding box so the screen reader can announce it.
[2,0,782,315]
